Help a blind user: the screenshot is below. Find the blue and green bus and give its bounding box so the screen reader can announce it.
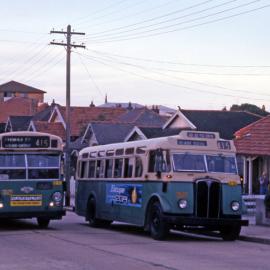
[0,131,65,228]
[75,131,248,240]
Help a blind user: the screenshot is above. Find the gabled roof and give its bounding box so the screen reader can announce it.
[234,115,270,156]
[7,116,33,131]
[88,123,134,145]
[0,97,38,123]
[33,103,59,121]
[31,121,66,141]
[118,108,167,127]
[0,81,46,93]
[139,127,183,138]
[51,106,127,137]
[180,110,262,139]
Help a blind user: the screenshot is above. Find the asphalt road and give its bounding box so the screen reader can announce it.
[0,212,268,270]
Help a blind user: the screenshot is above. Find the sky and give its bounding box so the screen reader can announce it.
[0,0,270,110]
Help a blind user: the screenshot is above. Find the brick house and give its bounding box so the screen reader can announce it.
[234,115,270,195]
[0,81,46,103]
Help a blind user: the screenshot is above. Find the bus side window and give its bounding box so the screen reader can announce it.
[114,158,123,178]
[148,151,156,172]
[124,158,133,178]
[96,160,105,178]
[135,157,143,177]
[88,160,96,178]
[148,149,170,173]
[105,159,113,178]
[80,161,87,178]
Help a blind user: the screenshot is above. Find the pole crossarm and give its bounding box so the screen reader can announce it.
[50,42,86,48]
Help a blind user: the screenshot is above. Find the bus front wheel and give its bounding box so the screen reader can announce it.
[87,197,112,228]
[220,225,241,241]
[149,201,169,240]
[37,217,50,229]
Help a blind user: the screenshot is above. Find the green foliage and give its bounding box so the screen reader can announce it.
[230,103,269,116]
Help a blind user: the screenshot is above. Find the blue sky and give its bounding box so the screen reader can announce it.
[0,0,270,110]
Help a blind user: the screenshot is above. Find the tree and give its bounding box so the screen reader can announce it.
[230,103,269,116]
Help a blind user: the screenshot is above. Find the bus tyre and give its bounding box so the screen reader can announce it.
[220,225,241,241]
[37,217,50,229]
[87,197,111,228]
[149,202,169,240]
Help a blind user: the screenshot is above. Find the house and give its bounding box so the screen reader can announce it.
[0,97,39,124]
[48,105,127,141]
[0,81,46,103]
[164,110,262,139]
[234,115,270,195]
[28,121,66,141]
[5,116,33,132]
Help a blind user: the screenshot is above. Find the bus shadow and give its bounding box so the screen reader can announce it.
[80,222,221,242]
[0,219,57,231]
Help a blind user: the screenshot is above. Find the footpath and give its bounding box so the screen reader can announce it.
[240,224,270,245]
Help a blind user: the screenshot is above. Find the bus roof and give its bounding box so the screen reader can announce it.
[79,130,236,156]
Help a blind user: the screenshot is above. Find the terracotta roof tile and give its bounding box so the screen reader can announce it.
[0,81,46,93]
[0,97,38,123]
[58,106,127,137]
[234,115,270,156]
[33,121,65,141]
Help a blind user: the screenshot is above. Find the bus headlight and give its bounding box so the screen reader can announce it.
[0,202,4,208]
[231,201,240,212]
[52,192,62,202]
[178,199,188,209]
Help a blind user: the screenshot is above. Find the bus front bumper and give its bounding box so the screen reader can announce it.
[163,214,249,227]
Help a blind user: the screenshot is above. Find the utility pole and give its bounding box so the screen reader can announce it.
[50,25,85,206]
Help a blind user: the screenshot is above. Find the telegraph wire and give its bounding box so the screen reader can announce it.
[88,48,270,69]
[87,50,270,77]
[75,51,104,99]
[82,0,177,30]
[87,0,261,40]
[88,3,270,43]
[76,52,270,102]
[23,54,65,84]
[83,51,270,98]
[86,0,217,37]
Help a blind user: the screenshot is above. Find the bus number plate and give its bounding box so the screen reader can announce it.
[10,195,42,207]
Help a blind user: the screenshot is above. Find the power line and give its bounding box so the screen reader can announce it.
[75,51,104,99]
[85,50,270,98]
[88,48,270,69]
[87,50,270,77]
[82,0,177,30]
[87,0,217,37]
[89,3,270,43]
[74,0,129,25]
[77,52,270,102]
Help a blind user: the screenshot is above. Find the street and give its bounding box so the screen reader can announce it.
[0,212,268,270]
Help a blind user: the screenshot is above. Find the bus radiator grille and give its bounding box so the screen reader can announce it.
[195,180,220,218]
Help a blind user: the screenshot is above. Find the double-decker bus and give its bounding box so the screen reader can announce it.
[0,131,65,228]
[75,131,248,240]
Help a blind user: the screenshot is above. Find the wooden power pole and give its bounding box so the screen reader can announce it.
[50,25,85,206]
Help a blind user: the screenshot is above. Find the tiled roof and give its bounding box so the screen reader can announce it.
[58,106,127,137]
[9,116,33,131]
[0,81,46,93]
[33,121,65,141]
[181,110,262,139]
[0,97,38,123]
[118,108,167,127]
[139,127,183,138]
[234,115,270,156]
[91,123,134,145]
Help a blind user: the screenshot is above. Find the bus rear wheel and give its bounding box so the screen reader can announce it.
[220,225,241,241]
[149,201,169,240]
[87,197,111,228]
[37,217,50,229]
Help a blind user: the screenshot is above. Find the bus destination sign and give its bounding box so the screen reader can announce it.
[2,136,50,148]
